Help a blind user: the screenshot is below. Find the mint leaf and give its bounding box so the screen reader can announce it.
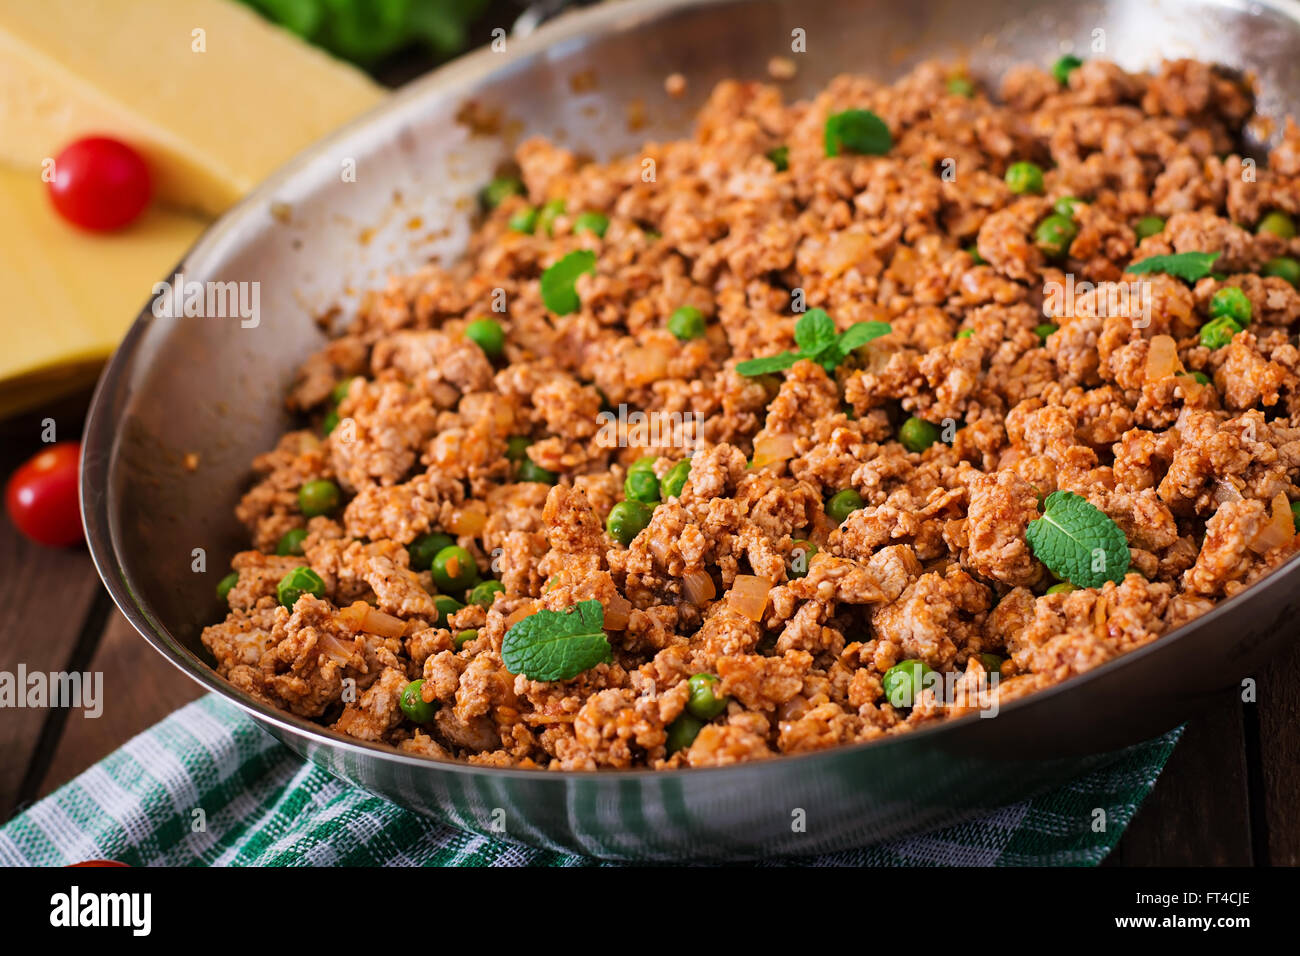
[738,313,893,377]
[824,109,892,157]
[541,250,597,315]
[834,320,893,353]
[794,309,837,352]
[735,351,803,375]
[1124,251,1220,283]
[1026,491,1130,588]
[501,599,612,681]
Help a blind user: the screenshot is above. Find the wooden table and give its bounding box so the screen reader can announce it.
[1,393,1297,864]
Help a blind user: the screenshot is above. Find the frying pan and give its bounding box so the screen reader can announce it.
[81,0,1300,860]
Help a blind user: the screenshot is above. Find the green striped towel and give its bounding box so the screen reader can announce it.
[0,694,1181,866]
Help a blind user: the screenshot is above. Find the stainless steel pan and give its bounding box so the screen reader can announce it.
[81,0,1300,860]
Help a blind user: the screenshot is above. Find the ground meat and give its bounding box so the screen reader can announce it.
[204,57,1300,768]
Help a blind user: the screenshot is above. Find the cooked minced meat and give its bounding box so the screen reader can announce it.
[203,58,1300,769]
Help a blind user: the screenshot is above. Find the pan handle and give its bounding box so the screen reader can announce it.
[512,0,595,37]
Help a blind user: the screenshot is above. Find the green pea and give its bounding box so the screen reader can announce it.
[899,416,940,453]
[1264,256,1300,287]
[275,527,307,556]
[628,455,657,474]
[517,458,558,484]
[767,145,789,171]
[433,594,464,628]
[1034,322,1059,342]
[1052,196,1083,218]
[465,317,505,358]
[330,377,356,405]
[1134,215,1166,239]
[573,211,609,237]
[1199,315,1243,349]
[826,488,864,524]
[1257,210,1296,239]
[661,459,691,499]
[468,580,504,609]
[1045,582,1077,595]
[409,532,455,572]
[956,328,974,339]
[277,566,326,609]
[606,500,654,546]
[216,571,238,603]
[431,545,479,592]
[508,206,538,233]
[666,712,705,755]
[1034,213,1078,258]
[399,679,438,723]
[480,176,523,209]
[1191,371,1211,386]
[668,305,707,341]
[882,659,934,708]
[321,409,340,435]
[1291,501,1300,534]
[1005,160,1044,195]
[789,540,817,578]
[537,198,566,236]
[966,244,986,265]
[686,673,728,720]
[946,75,974,98]
[624,468,661,503]
[455,629,479,649]
[298,479,341,518]
[1052,54,1083,86]
[1209,286,1252,325]
[978,653,1005,674]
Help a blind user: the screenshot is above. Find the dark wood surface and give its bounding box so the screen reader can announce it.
[1,396,1298,863]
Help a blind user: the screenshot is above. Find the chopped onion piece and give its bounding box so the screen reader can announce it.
[604,592,632,630]
[628,342,672,385]
[728,574,771,621]
[338,600,406,638]
[506,601,538,627]
[1145,334,1179,382]
[318,632,355,665]
[1251,492,1295,553]
[1212,478,1243,505]
[682,569,717,605]
[752,432,797,468]
[825,232,872,279]
[448,505,487,536]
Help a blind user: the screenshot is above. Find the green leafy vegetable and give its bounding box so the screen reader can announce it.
[1026,491,1130,588]
[501,600,612,681]
[239,0,491,65]
[540,250,597,315]
[1124,251,1221,283]
[824,109,892,157]
[735,309,891,376]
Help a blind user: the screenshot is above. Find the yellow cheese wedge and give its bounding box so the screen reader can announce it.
[0,0,384,216]
[0,164,206,416]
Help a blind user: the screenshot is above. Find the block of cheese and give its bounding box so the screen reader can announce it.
[0,164,207,416]
[0,0,385,216]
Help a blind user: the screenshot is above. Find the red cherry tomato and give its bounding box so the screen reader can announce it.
[67,860,130,867]
[47,136,151,232]
[5,441,83,547]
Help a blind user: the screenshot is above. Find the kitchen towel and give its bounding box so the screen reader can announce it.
[0,693,1181,866]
